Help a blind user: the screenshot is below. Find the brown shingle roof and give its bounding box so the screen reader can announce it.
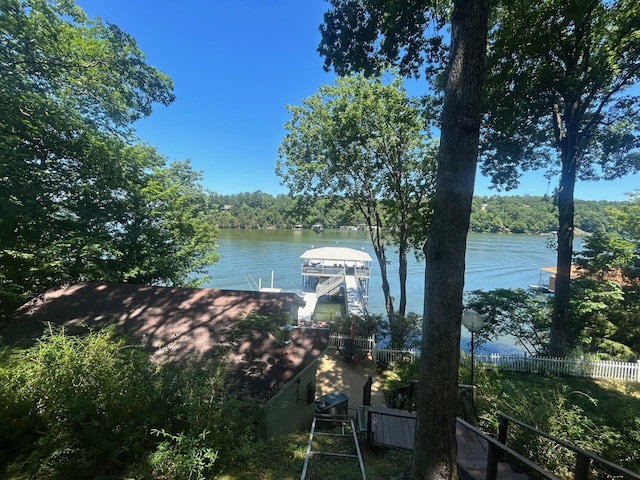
[0,282,328,397]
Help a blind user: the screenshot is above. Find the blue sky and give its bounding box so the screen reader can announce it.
[77,1,638,201]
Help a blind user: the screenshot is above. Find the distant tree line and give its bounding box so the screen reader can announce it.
[209,191,623,234]
[470,195,623,234]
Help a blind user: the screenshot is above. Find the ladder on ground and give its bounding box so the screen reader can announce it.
[300,414,367,480]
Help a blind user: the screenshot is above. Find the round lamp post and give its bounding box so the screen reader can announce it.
[462,310,485,403]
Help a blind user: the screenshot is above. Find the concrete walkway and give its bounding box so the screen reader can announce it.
[315,348,386,408]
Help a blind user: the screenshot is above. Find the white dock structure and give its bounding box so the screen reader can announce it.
[299,247,372,324]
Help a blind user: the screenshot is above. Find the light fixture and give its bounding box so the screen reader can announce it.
[462,309,485,406]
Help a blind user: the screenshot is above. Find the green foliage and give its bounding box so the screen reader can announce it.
[608,191,640,242]
[155,358,258,474]
[0,0,219,315]
[380,360,420,393]
[228,311,292,347]
[568,278,635,359]
[207,191,620,234]
[326,311,385,340]
[1,325,162,478]
[576,229,636,278]
[277,72,437,322]
[482,0,640,189]
[466,288,552,356]
[149,429,218,480]
[477,371,640,476]
[318,0,448,78]
[466,282,639,360]
[572,196,640,357]
[0,327,258,479]
[383,312,422,350]
[481,0,640,356]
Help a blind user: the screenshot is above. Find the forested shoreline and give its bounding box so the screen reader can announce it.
[209,191,624,234]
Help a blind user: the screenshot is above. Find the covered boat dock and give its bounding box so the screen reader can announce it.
[299,247,372,322]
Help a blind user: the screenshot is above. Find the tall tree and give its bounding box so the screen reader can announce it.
[0,0,220,313]
[98,151,219,286]
[319,1,489,478]
[277,74,436,331]
[480,0,640,356]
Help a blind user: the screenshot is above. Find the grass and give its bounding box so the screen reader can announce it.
[212,431,412,480]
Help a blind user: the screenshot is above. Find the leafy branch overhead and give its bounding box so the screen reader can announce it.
[318,0,448,78]
[480,0,640,357]
[0,0,217,314]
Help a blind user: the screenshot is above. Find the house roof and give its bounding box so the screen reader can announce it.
[0,282,328,397]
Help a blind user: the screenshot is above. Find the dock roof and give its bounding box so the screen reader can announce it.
[300,247,372,263]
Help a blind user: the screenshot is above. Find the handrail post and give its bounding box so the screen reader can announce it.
[486,442,499,480]
[497,414,509,445]
[575,453,591,480]
[367,409,373,444]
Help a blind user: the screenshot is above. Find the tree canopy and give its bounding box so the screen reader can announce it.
[277,73,437,326]
[481,0,640,356]
[318,0,447,78]
[0,0,217,314]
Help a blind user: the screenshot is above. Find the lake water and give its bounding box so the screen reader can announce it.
[205,229,563,353]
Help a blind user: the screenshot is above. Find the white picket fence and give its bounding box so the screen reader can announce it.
[328,334,640,382]
[468,353,640,382]
[329,333,375,353]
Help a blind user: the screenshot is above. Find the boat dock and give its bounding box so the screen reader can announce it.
[298,247,372,325]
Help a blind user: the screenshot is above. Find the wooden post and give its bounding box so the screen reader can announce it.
[367,409,374,444]
[363,376,373,407]
[497,415,509,445]
[575,453,592,480]
[486,442,499,480]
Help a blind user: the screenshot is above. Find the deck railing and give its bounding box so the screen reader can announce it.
[315,275,344,298]
[329,335,640,382]
[496,413,640,480]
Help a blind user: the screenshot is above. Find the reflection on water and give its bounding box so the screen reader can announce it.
[206,229,563,353]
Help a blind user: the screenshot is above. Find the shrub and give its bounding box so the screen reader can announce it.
[476,371,640,477]
[149,429,218,480]
[1,325,161,478]
[0,325,260,479]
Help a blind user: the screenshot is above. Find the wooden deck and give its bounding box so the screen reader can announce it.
[361,408,529,480]
[456,420,490,476]
[366,407,416,449]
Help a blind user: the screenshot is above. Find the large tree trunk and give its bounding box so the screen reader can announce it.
[411,1,488,479]
[399,239,408,316]
[549,106,578,357]
[374,243,395,319]
[550,180,574,357]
